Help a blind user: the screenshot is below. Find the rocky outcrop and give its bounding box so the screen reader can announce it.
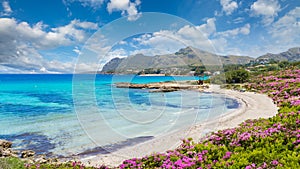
[21,150,35,158]
[0,139,12,149]
[0,139,18,158]
[0,139,61,165]
[115,81,209,92]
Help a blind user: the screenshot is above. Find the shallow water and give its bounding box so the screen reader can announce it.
[0,74,238,157]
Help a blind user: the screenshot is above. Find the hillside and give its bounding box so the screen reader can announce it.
[101,47,253,74]
[256,47,300,62]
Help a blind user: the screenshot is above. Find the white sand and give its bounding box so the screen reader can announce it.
[80,85,278,168]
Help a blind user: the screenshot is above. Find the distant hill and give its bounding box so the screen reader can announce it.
[256,47,300,62]
[101,47,253,74]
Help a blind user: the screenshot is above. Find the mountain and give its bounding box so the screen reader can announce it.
[101,57,124,73]
[101,47,253,74]
[256,47,300,62]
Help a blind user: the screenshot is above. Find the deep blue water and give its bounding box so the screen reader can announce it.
[0,74,238,157]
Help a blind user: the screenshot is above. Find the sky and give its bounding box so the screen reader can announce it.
[0,0,299,73]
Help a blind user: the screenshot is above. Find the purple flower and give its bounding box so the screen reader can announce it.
[223,151,232,160]
[245,165,252,169]
[271,160,279,165]
[240,132,251,141]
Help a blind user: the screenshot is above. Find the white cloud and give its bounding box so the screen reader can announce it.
[250,0,281,25]
[64,0,142,21]
[216,24,251,37]
[196,18,216,37]
[119,18,253,58]
[108,48,128,58]
[114,18,218,57]
[269,7,300,45]
[118,40,127,45]
[107,0,141,21]
[232,17,244,24]
[74,20,99,29]
[1,1,12,16]
[107,0,129,11]
[73,46,82,55]
[220,0,238,15]
[63,0,104,9]
[131,33,185,56]
[0,18,98,49]
[0,18,99,73]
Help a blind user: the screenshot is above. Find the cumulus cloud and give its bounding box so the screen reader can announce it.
[196,18,216,37]
[216,24,251,37]
[1,1,12,16]
[220,0,238,15]
[0,18,98,49]
[114,18,253,58]
[64,0,142,20]
[250,0,281,25]
[107,0,141,21]
[0,18,99,73]
[130,33,185,56]
[269,7,300,45]
[113,18,218,57]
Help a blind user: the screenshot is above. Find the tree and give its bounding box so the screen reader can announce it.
[225,69,250,83]
[278,61,290,68]
[194,66,205,76]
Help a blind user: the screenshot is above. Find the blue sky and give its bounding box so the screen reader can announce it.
[0,0,299,73]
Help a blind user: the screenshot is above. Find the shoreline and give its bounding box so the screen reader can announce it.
[79,84,278,167]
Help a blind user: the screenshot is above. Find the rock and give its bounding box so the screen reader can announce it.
[0,139,12,149]
[0,148,18,157]
[34,155,47,164]
[10,149,19,157]
[2,149,12,157]
[47,157,59,164]
[21,150,35,158]
[149,88,178,93]
[0,140,18,158]
[116,81,209,92]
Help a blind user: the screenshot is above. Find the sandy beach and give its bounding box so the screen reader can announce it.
[80,85,278,168]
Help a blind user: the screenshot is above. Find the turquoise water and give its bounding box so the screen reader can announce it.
[0,74,238,157]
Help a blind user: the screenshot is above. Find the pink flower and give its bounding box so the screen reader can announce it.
[240,132,251,141]
[291,100,300,106]
[271,160,279,165]
[245,165,252,169]
[223,151,232,159]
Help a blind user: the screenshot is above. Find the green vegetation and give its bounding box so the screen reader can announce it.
[210,69,250,84]
[137,68,162,75]
[225,69,250,83]
[115,67,300,169]
[0,157,25,169]
[2,61,300,169]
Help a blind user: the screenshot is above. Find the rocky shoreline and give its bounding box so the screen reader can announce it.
[0,139,60,165]
[115,80,209,92]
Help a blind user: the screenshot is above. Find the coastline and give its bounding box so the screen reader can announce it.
[80,84,278,167]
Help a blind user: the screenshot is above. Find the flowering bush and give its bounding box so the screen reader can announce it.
[23,68,300,169]
[117,68,300,169]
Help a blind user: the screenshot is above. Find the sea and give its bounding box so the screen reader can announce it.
[0,74,239,157]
